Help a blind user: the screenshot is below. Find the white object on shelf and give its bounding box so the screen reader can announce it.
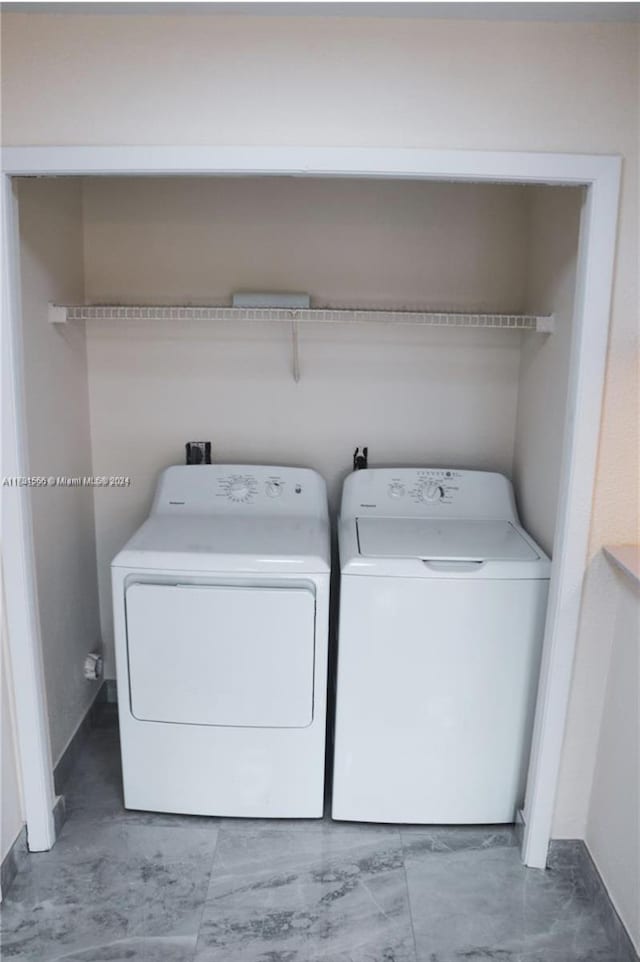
[232,292,311,309]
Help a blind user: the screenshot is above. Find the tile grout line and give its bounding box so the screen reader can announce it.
[399,828,421,962]
[192,821,225,959]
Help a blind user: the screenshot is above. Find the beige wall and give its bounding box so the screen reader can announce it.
[1,11,638,843]
[83,176,529,312]
[586,565,639,952]
[83,176,529,672]
[1,571,24,882]
[552,555,622,839]
[1,12,636,539]
[513,187,583,556]
[0,15,636,158]
[18,179,102,764]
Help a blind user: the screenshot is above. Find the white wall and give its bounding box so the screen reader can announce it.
[83,176,529,673]
[1,569,24,882]
[2,10,638,845]
[513,187,583,556]
[586,565,639,952]
[18,179,102,765]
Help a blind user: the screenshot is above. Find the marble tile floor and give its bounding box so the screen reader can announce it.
[0,727,629,962]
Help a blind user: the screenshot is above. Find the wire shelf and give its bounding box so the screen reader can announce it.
[59,305,553,332]
[51,304,554,382]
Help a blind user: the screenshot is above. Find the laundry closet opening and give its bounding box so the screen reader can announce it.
[15,174,584,820]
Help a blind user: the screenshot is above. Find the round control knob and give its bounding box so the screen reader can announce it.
[228,479,250,501]
[419,481,444,503]
[388,482,406,499]
[266,480,283,498]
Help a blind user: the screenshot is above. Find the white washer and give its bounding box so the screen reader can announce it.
[332,468,551,824]
[112,464,330,818]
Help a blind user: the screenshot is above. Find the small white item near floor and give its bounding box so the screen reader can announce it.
[112,465,330,818]
[332,468,551,824]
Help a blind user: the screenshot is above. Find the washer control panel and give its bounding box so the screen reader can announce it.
[344,468,518,522]
[385,469,461,506]
[153,465,325,516]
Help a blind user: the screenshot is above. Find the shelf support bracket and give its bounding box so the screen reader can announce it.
[291,315,301,383]
[535,314,555,334]
[48,303,68,325]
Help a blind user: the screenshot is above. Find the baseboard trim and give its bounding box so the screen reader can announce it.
[3,684,113,899]
[1,790,68,902]
[1,827,27,902]
[53,681,117,796]
[514,808,525,848]
[3,683,106,900]
[549,840,639,962]
[52,793,66,839]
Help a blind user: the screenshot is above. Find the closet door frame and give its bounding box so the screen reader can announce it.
[1,147,621,866]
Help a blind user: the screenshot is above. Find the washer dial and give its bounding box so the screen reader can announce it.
[387,482,406,499]
[418,480,444,503]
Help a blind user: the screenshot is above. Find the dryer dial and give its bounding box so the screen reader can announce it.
[266,480,283,498]
[227,479,251,502]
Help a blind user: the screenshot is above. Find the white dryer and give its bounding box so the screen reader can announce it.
[112,465,330,818]
[332,468,550,824]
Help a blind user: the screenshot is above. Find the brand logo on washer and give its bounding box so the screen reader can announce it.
[360,503,377,508]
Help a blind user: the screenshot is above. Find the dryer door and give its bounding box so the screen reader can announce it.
[125,583,315,728]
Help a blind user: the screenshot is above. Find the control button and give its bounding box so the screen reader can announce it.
[388,482,406,499]
[419,481,444,503]
[266,480,283,498]
[228,479,250,501]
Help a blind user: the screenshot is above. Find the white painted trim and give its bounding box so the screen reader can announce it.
[0,145,617,184]
[1,146,621,864]
[521,159,622,867]
[1,176,56,852]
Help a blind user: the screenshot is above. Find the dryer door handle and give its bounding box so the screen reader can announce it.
[422,560,486,573]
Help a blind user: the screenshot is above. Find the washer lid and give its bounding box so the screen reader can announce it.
[356,518,539,562]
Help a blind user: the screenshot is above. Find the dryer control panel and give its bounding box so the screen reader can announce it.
[342,468,519,523]
[151,465,327,518]
[214,471,301,505]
